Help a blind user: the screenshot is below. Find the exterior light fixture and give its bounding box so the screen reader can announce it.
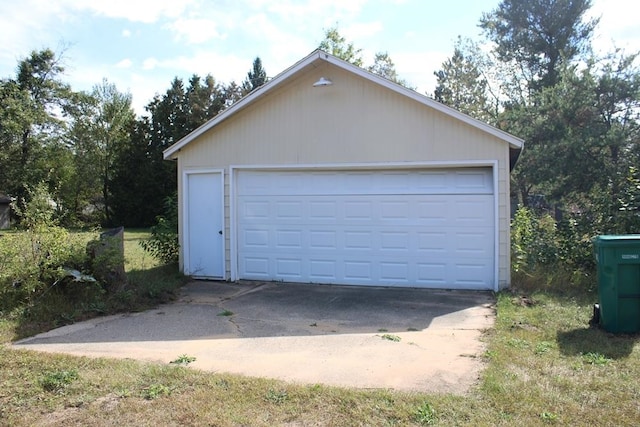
[313,77,333,87]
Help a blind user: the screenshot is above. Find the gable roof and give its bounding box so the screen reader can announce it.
[163,49,524,160]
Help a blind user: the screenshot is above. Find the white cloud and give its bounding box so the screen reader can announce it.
[393,51,450,95]
[165,18,224,44]
[152,51,250,83]
[67,0,194,24]
[589,0,640,54]
[0,1,72,74]
[122,29,132,38]
[264,0,368,21]
[142,57,159,70]
[344,21,384,40]
[115,58,133,68]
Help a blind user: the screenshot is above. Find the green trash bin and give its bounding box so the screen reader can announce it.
[594,235,640,333]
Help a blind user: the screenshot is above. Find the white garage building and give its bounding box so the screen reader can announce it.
[163,50,523,291]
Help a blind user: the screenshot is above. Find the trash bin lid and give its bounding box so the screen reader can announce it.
[594,235,640,247]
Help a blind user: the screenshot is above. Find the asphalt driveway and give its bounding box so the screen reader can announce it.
[12,281,495,393]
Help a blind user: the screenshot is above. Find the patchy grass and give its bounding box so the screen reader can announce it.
[1,255,640,425]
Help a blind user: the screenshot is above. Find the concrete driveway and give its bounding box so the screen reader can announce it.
[12,281,495,393]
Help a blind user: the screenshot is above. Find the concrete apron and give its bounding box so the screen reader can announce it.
[12,281,495,393]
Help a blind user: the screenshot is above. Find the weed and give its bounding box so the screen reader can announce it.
[540,411,558,422]
[40,369,79,393]
[217,309,234,317]
[378,328,388,332]
[170,354,196,365]
[142,384,171,400]
[407,327,419,331]
[535,341,554,355]
[265,389,289,404]
[581,352,611,366]
[507,337,529,349]
[381,334,401,342]
[414,401,437,425]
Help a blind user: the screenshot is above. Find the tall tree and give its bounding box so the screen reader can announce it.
[433,37,496,122]
[319,26,364,66]
[110,75,234,226]
[242,57,268,94]
[479,0,598,91]
[318,27,411,87]
[368,52,411,87]
[0,49,76,212]
[67,80,135,225]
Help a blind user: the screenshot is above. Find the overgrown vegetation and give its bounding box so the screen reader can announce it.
[0,185,186,339]
[139,193,179,264]
[510,206,597,294]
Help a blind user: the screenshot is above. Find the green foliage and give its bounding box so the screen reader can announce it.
[479,0,597,90]
[140,194,179,264]
[0,186,92,312]
[511,206,560,272]
[242,56,268,93]
[318,27,411,87]
[319,26,364,66]
[264,389,289,404]
[414,401,437,425]
[217,309,234,317]
[433,37,495,122]
[170,354,196,365]
[40,369,79,393]
[581,352,612,366]
[380,334,401,342]
[142,383,172,400]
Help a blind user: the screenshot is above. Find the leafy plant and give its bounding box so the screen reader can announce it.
[381,334,401,342]
[142,383,171,400]
[217,310,234,317]
[0,185,94,312]
[140,194,179,264]
[40,369,79,393]
[535,341,554,355]
[265,389,289,404]
[582,352,611,366]
[170,354,196,365]
[414,401,437,425]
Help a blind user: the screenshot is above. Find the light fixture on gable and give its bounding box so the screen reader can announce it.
[313,77,333,87]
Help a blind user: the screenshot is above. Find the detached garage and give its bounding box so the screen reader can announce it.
[164,50,523,291]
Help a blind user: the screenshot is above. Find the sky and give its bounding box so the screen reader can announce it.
[1,0,638,115]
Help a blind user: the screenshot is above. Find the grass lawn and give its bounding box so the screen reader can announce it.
[1,232,639,425]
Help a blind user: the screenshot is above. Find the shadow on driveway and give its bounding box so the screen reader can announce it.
[13,281,495,392]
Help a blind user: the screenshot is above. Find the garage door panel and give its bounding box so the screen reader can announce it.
[309,230,338,249]
[237,169,495,289]
[243,200,270,218]
[243,257,270,277]
[237,169,493,196]
[309,259,337,280]
[275,258,302,279]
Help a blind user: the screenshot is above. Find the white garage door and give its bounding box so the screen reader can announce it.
[236,168,495,289]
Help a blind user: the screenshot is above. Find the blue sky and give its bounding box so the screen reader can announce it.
[1,0,638,114]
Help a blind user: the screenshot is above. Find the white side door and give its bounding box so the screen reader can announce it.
[184,171,224,278]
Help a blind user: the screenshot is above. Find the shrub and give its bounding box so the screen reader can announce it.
[511,206,560,273]
[140,193,179,264]
[0,185,95,312]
